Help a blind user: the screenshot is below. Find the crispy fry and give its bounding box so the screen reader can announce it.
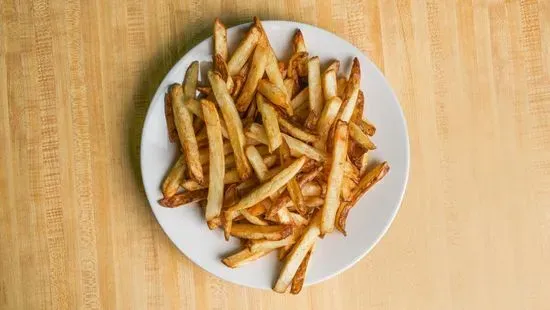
[288,52,308,79]
[338,58,361,122]
[279,61,287,79]
[236,40,268,112]
[230,224,292,240]
[349,122,376,150]
[284,78,298,99]
[222,248,273,268]
[257,93,283,152]
[274,214,320,293]
[337,77,347,98]
[283,134,326,162]
[201,99,225,221]
[307,56,323,127]
[241,210,268,225]
[315,96,342,150]
[292,29,307,53]
[258,79,293,115]
[227,156,307,212]
[162,155,186,197]
[213,18,228,61]
[321,120,349,234]
[171,81,204,184]
[164,90,178,142]
[159,189,208,208]
[214,54,233,92]
[336,162,389,234]
[351,89,364,123]
[290,243,314,294]
[227,26,261,76]
[278,117,317,143]
[209,71,252,180]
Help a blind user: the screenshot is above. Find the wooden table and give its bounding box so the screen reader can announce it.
[2,1,549,309]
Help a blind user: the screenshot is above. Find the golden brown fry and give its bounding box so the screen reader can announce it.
[290,87,309,110]
[246,145,269,181]
[290,243,315,294]
[197,86,212,96]
[230,224,292,240]
[164,90,178,142]
[307,56,324,124]
[258,79,293,115]
[278,117,318,143]
[201,99,225,222]
[257,93,283,152]
[209,71,252,180]
[282,134,326,162]
[274,213,320,293]
[292,29,307,53]
[227,156,307,212]
[288,52,308,79]
[315,96,342,150]
[227,26,261,76]
[162,155,186,197]
[336,162,389,234]
[337,77,347,98]
[338,58,361,122]
[322,68,337,100]
[222,248,273,268]
[289,212,309,226]
[159,189,208,208]
[355,119,376,136]
[245,122,269,145]
[171,82,204,184]
[284,78,297,99]
[351,89,364,123]
[236,40,268,112]
[341,176,356,202]
[321,120,349,234]
[241,210,268,225]
[213,18,228,62]
[349,122,376,150]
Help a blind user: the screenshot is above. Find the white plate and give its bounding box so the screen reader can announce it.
[141,21,409,290]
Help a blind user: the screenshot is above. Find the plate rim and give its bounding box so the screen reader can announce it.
[140,19,410,290]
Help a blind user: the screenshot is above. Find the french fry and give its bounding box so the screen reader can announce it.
[274,214,320,293]
[162,155,186,197]
[321,120,349,234]
[249,233,297,253]
[315,96,342,150]
[341,176,356,202]
[289,212,309,226]
[279,61,287,79]
[159,189,208,208]
[227,156,307,212]
[236,40,268,112]
[290,87,309,110]
[246,145,269,181]
[242,96,258,128]
[288,52,308,79]
[241,210,268,225]
[258,79,293,115]
[209,71,252,180]
[292,29,307,53]
[164,90,178,142]
[201,99,225,222]
[338,58,360,122]
[280,140,306,214]
[349,122,376,150]
[197,86,212,97]
[337,77,347,98]
[356,118,376,136]
[306,57,323,128]
[230,224,292,240]
[301,182,322,197]
[171,82,204,184]
[290,243,315,294]
[227,26,261,76]
[336,162,389,234]
[213,18,228,62]
[222,248,273,268]
[322,68,337,100]
[214,54,234,92]
[284,78,298,99]
[257,93,283,152]
[278,117,317,143]
[359,153,369,176]
[282,134,326,162]
[245,122,269,145]
[351,89,364,123]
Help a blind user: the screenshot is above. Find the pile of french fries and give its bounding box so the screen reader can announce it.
[160,17,389,294]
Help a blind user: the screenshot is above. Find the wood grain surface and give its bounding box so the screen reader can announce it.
[1,0,550,309]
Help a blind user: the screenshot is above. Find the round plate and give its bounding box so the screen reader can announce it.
[141,21,409,290]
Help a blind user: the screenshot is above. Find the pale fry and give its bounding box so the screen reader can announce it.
[258,79,293,115]
[201,99,225,222]
[213,18,228,61]
[336,162,389,235]
[208,71,252,180]
[230,224,292,240]
[315,96,343,150]
[257,93,283,152]
[283,134,326,162]
[359,153,369,177]
[280,140,306,214]
[301,182,322,197]
[227,156,307,212]
[241,210,268,226]
[349,122,376,150]
[307,57,324,123]
[236,40,268,112]
[249,233,297,253]
[162,155,186,197]
[322,69,337,100]
[245,122,269,145]
[227,26,261,76]
[246,145,269,181]
[278,117,318,143]
[338,58,361,122]
[171,84,204,184]
[321,120,349,234]
[290,87,309,110]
